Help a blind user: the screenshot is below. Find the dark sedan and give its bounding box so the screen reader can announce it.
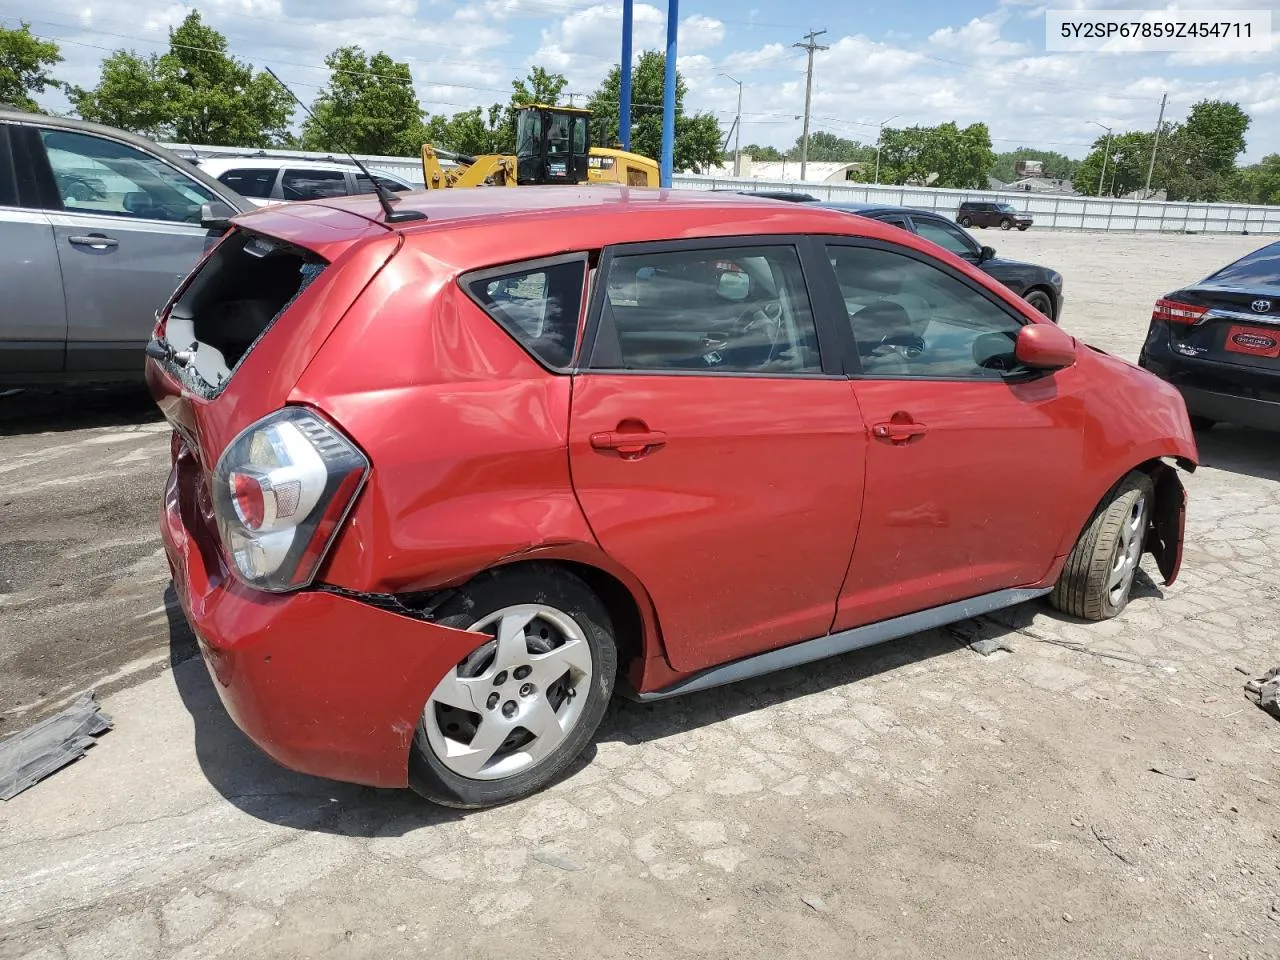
[1138,239,1280,432]
[816,202,1063,321]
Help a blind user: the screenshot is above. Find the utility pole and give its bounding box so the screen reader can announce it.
[1144,92,1167,199]
[793,29,828,182]
[620,0,634,151]
[1090,120,1113,197]
[873,114,898,185]
[660,0,679,187]
[720,73,743,175]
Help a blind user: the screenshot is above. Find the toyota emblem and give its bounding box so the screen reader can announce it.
[1251,299,1272,313]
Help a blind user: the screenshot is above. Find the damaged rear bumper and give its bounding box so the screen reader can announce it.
[161,445,485,788]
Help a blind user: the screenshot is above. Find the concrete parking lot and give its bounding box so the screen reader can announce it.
[1,230,1278,960]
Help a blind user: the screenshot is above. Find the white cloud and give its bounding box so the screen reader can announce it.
[928,13,1028,57]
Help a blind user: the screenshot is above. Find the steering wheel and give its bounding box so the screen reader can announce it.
[734,300,783,338]
[861,332,925,359]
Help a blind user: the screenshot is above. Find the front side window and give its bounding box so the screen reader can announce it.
[465,257,586,369]
[217,168,276,199]
[281,169,348,201]
[40,129,216,223]
[591,244,821,374]
[571,117,587,154]
[828,244,1026,380]
[516,111,541,157]
[912,217,978,259]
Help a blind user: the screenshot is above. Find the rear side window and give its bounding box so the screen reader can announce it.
[1206,241,1280,287]
[218,168,277,198]
[464,256,587,369]
[591,244,822,375]
[281,169,347,201]
[355,174,412,194]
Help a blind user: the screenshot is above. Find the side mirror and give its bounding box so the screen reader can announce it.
[1015,322,1076,370]
[200,200,237,233]
[979,245,996,263]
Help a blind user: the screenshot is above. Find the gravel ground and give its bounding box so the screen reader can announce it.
[1,229,1277,960]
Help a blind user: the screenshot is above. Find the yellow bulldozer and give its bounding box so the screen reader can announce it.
[421,104,659,190]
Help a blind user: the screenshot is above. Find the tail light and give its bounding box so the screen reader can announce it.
[211,407,369,592]
[1152,298,1209,325]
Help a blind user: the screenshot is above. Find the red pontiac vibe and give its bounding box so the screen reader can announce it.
[146,186,1198,809]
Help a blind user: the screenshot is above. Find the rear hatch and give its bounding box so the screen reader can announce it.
[148,203,400,468]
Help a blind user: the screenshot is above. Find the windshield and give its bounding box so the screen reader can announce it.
[516,110,541,157]
[997,204,1017,213]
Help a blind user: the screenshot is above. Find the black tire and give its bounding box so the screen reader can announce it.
[1051,472,1154,621]
[1024,289,1056,321]
[1189,415,1216,432]
[1017,225,1029,232]
[408,563,617,809]
[1000,218,1013,230]
[959,215,972,227]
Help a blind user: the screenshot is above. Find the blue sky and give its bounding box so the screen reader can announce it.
[6,0,1280,160]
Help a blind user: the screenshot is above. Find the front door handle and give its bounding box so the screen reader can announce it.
[69,234,119,249]
[872,421,927,443]
[590,428,668,457]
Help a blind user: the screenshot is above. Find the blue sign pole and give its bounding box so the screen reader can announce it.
[620,0,633,151]
[660,0,678,187]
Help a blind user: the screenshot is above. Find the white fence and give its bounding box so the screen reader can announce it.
[164,143,1280,235]
[673,175,1280,235]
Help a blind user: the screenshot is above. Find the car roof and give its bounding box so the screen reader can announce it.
[197,156,410,180]
[0,105,253,211]
[815,200,943,220]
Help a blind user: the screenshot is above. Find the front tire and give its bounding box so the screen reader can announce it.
[409,564,617,809]
[1189,415,1216,432]
[1000,218,1013,230]
[1024,289,1056,321]
[1051,472,1154,621]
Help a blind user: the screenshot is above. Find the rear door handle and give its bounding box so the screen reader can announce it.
[590,429,668,456]
[872,421,927,443]
[69,234,119,249]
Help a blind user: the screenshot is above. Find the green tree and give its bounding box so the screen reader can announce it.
[587,50,724,172]
[1183,99,1250,175]
[422,67,570,156]
[742,143,785,161]
[787,131,874,163]
[990,147,1080,184]
[0,21,63,111]
[875,121,995,188]
[1074,130,1157,197]
[71,11,291,146]
[302,46,425,155]
[1239,154,1280,206]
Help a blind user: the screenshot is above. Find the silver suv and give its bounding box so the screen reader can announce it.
[191,156,416,207]
[0,107,253,385]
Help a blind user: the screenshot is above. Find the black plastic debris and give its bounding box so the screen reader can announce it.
[1245,666,1280,719]
[0,692,113,800]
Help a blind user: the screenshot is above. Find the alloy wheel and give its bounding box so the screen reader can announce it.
[424,604,594,780]
[1107,496,1147,606]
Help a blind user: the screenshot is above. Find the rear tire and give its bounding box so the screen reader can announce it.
[1189,415,1216,432]
[959,215,973,227]
[1051,472,1154,621]
[408,564,617,809]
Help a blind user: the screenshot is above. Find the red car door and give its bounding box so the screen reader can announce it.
[568,239,866,674]
[822,240,1085,630]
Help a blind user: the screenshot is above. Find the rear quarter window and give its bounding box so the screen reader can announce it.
[218,168,277,199]
[463,256,588,370]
